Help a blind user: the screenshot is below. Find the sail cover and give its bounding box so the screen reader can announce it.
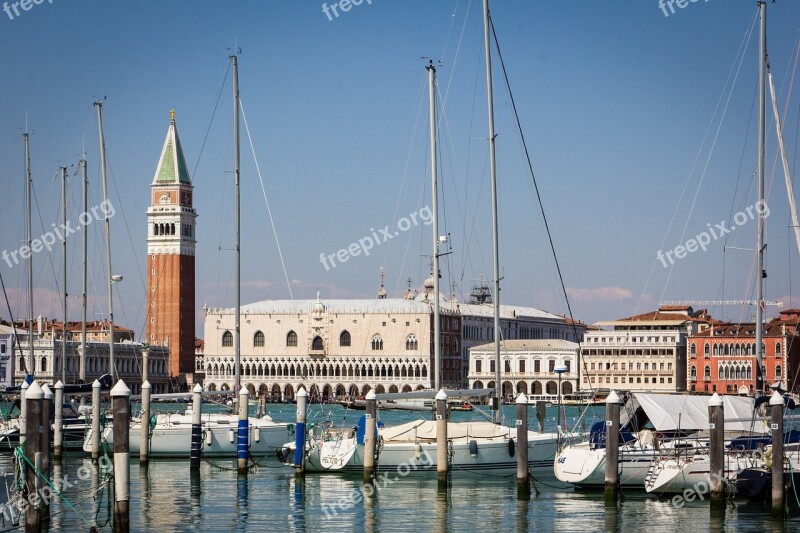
[619,393,764,433]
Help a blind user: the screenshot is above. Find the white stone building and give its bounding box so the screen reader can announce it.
[468,339,579,400]
[580,306,713,393]
[202,295,461,400]
[11,318,171,394]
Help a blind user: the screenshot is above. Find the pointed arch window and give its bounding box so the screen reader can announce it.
[253,331,265,347]
[704,343,710,357]
[286,330,298,347]
[222,331,233,347]
[312,336,324,351]
[405,334,418,351]
[339,330,351,347]
[776,342,782,357]
[372,335,383,351]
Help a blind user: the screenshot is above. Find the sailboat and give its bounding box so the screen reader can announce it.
[277,0,563,475]
[85,54,294,458]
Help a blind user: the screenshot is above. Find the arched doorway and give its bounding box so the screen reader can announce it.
[546,381,557,395]
[562,382,573,395]
[516,381,528,394]
[284,384,295,401]
[389,385,399,393]
[271,384,282,402]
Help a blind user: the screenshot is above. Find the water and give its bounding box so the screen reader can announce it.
[1,404,798,532]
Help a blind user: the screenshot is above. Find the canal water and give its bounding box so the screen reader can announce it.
[1,403,798,531]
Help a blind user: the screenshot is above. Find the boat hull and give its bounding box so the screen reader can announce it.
[286,432,559,475]
[85,414,294,458]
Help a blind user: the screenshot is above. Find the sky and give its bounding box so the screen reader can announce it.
[2,0,800,341]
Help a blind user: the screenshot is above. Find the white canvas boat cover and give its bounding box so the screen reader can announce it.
[620,393,762,433]
[380,420,511,443]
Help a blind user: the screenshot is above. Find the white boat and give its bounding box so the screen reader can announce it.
[85,409,294,457]
[644,449,763,495]
[279,416,559,475]
[554,392,763,489]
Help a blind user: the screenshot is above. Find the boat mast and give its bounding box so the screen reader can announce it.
[81,157,88,385]
[23,131,34,378]
[756,0,766,396]
[61,165,67,384]
[427,60,442,392]
[231,53,242,400]
[483,0,502,423]
[95,100,116,381]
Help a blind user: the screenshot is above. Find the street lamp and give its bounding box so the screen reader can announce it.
[554,364,568,431]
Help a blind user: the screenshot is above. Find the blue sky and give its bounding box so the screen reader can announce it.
[2,0,800,340]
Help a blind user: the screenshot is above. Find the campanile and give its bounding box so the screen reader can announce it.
[146,110,197,378]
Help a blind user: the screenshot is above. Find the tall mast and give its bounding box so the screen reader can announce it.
[81,158,88,384]
[61,165,67,384]
[95,101,116,381]
[756,1,766,396]
[23,132,34,378]
[427,61,442,392]
[483,0,502,423]
[231,53,241,399]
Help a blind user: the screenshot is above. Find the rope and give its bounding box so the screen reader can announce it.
[12,447,95,528]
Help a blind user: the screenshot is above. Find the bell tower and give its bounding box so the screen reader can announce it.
[146,110,197,378]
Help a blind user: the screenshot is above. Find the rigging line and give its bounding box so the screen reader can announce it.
[30,176,64,312]
[437,84,491,294]
[384,73,428,284]
[441,0,472,107]
[489,14,589,391]
[718,79,757,314]
[488,17,577,332]
[239,98,294,301]
[460,41,487,284]
[390,76,429,296]
[104,152,147,337]
[638,9,757,313]
[192,61,231,181]
[659,11,757,306]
